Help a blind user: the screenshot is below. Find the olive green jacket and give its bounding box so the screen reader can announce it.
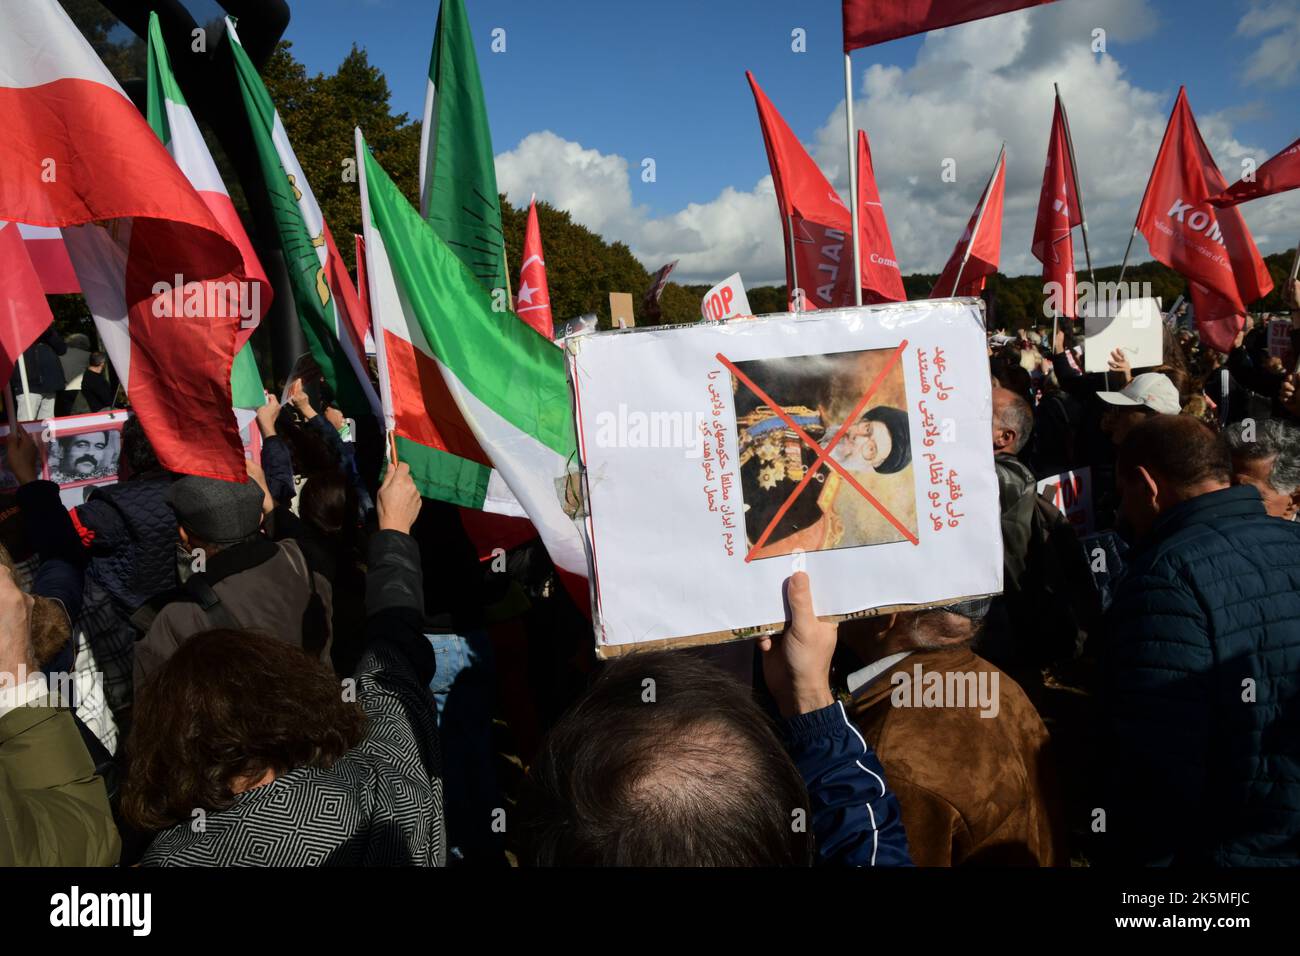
[0,705,120,867]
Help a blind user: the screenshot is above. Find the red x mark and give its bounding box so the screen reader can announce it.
[718,340,919,562]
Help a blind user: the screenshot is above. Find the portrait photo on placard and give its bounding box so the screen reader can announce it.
[730,346,917,560]
[46,423,122,487]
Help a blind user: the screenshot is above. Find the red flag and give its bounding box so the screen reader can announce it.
[17,223,79,294]
[0,220,55,385]
[747,72,857,311]
[1135,88,1272,353]
[857,130,906,303]
[931,150,1006,298]
[1208,136,1300,208]
[514,197,554,338]
[1033,96,1081,318]
[843,0,1060,52]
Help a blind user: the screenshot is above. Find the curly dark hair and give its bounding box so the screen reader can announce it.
[120,629,365,831]
[120,414,162,477]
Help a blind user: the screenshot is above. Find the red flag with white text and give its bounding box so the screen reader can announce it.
[857,130,906,303]
[1208,135,1300,208]
[1136,88,1272,353]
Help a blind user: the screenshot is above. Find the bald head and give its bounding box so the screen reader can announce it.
[992,387,1033,455]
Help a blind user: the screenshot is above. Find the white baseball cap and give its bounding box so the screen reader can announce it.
[1098,372,1181,415]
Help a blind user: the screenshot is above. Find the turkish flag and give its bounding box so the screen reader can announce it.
[748,71,858,311]
[1208,135,1300,208]
[0,220,55,385]
[843,0,1060,51]
[1032,96,1081,318]
[515,197,554,338]
[1136,88,1272,353]
[931,150,1006,299]
[857,130,906,303]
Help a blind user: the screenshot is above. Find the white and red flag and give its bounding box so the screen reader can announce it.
[17,223,79,294]
[843,0,1060,50]
[1209,136,1300,208]
[932,148,1006,299]
[856,130,906,303]
[0,0,248,480]
[1135,88,1272,353]
[515,197,554,338]
[0,220,55,385]
[1032,95,1082,318]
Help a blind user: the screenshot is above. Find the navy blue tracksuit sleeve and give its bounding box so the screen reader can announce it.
[783,700,911,867]
[260,435,296,506]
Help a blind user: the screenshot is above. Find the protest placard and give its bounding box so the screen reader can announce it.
[701,273,753,322]
[1083,297,1163,373]
[609,292,635,329]
[568,299,1002,654]
[0,410,131,509]
[1268,317,1294,367]
[1036,466,1094,534]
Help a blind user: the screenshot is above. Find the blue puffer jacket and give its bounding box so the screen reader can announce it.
[71,475,178,612]
[1101,485,1300,866]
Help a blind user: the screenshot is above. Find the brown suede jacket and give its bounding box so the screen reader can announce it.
[846,645,1065,866]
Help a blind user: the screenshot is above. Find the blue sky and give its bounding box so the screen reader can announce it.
[268,0,1300,283]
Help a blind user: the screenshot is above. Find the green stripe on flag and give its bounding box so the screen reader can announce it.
[230,342,264,409]
[363,141,574,459]
[144,12,175,146]
[228,21,370,419]
[395,435,491,508]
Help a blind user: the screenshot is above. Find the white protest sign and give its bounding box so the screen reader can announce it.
[700,272,752,322]
[568,299,1003,652]
[1036,467,1094,535]
[1268,318,1294,365]
[1083,296,1163,374]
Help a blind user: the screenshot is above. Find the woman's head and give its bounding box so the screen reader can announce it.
[121,629,364,831]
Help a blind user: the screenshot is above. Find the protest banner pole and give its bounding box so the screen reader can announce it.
[4,385,16,433]
[952,144,1004,296]
[15,354,33,422]
[844,52,862,307]
[1288,235,1300,286]
[1056,84,1095,290]
[787,214,801,313]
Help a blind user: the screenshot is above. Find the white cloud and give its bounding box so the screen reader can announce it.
[495,0,1299,290]
[1239,1,1300,87]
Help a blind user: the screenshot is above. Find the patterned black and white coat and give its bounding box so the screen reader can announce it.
[141,530,446,866]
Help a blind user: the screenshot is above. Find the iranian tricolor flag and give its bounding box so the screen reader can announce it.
[145,12,268,417]
[228,18,380,421]
[0,0,247,480]
[357,129,588,582]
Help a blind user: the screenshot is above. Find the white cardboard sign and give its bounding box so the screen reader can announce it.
[1036,467,1094,535]
[1083,296,1163,373]
[568,299,1003,652]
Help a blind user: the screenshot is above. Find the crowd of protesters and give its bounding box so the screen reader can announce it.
[1,287,1299,868]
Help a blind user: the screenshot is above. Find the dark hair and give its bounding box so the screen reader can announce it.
[120,629,364,831]
[1117,415,1231,489]
[300,469,356,539]
[121,415,161,476]
[89,351,106,366]
[519,650,814,866]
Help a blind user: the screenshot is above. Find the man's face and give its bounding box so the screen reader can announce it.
[65,432,109,476]
[834,418,891,471]
[1233,454,1297,520]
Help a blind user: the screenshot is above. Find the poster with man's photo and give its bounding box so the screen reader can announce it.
[0,410,130,508]
[568,299,1003,653]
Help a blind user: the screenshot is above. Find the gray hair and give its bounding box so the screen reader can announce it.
[993,388,1034,454]
[1224,418,1300,495]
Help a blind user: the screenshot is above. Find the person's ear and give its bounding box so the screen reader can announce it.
[1289,489,1300,519]
[1136,465,1160,508]
[178,526,190,547]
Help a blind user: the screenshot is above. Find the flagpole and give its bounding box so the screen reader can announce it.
[952,144,1005,297]
[16,354,33,422]
[1055,84,1095,290]
[787,214,801,313]
[844,52,862,307]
